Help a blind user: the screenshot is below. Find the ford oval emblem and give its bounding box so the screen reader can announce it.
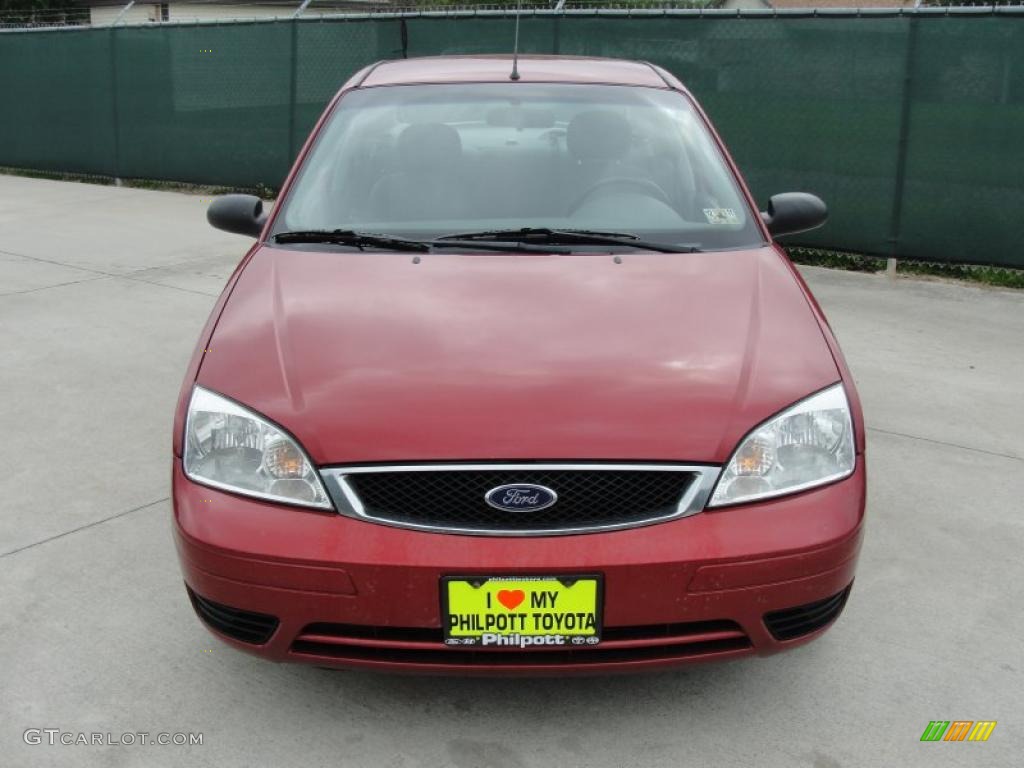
[485,483,558,513]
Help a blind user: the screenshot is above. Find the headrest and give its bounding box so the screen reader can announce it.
[398,123,463,174]
[567,110,631,162]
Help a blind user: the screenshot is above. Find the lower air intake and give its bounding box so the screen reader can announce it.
[763,585,852,641]
[188,587,279,645]
[289,619,751,666]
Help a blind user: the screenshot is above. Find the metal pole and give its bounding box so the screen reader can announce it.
[108,27,123,184]
[112,0,136,26]
[887,14,919,261]
[288,19,299,162]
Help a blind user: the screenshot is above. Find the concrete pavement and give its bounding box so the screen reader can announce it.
[1,174,1021,768]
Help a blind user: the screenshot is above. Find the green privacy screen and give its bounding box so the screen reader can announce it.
[1,11,1021,266]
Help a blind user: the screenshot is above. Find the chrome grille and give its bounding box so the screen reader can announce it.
[320,464,719,536]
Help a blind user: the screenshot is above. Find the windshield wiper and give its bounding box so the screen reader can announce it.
[437,228,700,253]
[274,229,569,254]
[274,230,431,252]
[274,227,687,254]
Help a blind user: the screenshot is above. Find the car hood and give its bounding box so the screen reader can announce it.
[196,245,839,465]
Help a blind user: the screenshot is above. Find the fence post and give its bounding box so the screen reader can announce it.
[887,13,919,261]
[107,27,122,184]
[287,18,299,166]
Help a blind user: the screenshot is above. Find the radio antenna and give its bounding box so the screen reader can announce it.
[510,0,521,81]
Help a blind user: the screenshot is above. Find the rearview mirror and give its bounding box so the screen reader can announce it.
[760,192,827,237]
[207,194,267,238]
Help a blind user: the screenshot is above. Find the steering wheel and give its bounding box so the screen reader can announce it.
[569,177,672,215]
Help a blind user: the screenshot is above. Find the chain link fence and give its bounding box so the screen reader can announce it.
[0,7,89,29]
[1,8,1022,266]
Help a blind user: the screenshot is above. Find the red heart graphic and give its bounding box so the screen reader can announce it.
[497,589,525,611]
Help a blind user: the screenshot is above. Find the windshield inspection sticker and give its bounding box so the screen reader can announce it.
[704,207,739,225]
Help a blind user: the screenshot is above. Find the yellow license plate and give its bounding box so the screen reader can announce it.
[442,576,602,648]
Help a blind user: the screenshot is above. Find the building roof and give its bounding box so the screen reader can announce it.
[361,55,669,88]
[79,0,384,8]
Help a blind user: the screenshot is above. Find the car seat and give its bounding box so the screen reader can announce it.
[367,123,470,222]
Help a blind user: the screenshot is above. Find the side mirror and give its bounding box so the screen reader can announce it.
[760,192,827,237]
[207,194,267,237]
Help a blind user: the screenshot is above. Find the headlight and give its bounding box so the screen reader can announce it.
[183,387,332,510]
[709,383,855,507]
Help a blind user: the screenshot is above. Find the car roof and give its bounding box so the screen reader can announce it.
[359,55,671,88]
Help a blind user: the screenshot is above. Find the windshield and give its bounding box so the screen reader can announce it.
[273,83,764,251]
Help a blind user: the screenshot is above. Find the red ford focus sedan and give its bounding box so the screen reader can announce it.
[173,55,865,674]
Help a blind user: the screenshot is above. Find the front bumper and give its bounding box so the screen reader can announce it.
[172,461,865,675]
